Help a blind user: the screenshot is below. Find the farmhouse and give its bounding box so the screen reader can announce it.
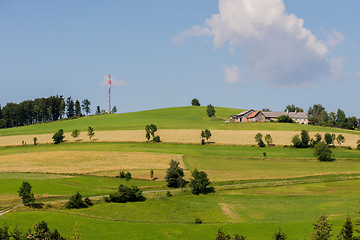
[231,110,309,124]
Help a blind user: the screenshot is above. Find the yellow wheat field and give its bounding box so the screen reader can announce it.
[0,130,358,148]
[0,151,184,175]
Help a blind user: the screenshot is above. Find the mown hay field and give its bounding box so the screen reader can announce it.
[1,129,359,148]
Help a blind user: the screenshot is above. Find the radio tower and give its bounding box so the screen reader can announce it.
[108,74,111,113]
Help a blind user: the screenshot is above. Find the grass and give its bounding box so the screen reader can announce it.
[0,106,358,137]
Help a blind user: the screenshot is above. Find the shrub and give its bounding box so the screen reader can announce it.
[194,217,203,224]
[314,142,334,162]
[201,139,206,145]
[84,197,93,206]
[109,184,144,203]
[324,133,335,145]
[166,191,172,197]
[153,136,161,142]
[66,192,88,209]
[119,171,125,178]
[52,129,64,144]
[272,228,288,240]
[277,115,293,123]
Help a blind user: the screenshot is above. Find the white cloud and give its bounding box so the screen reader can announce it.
[175,0,343,87]
[327,31,345,47]
[223,65,242,83]
[329,57,346,81]
[101,76,127,87]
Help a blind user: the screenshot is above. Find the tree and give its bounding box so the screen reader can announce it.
[311,214,333,240]
[336,109,347,128]
[336,134,345,145]
[87,126,94,140]
[71,129,80,140]
[189,169,211,195]
[109,184,144,203]
[33,137,38,146]
[145,124,158,142]
[59,99,66,119]
[191,98,201,106]
[52,129,64,144]
[264,134,273,147]
[150,169,154,179]
[125,172,132,181]
[272,228,288,240]
[66,192,89,209]
[255,133,265,147]
[18,181,35,206]
[0,223,10,240]
[81,99,91,116]
[324,133,335,146]
[314,133,322,143]
[165,160,185,188]
[357,139,360,150]
[291,134,302,148]
[300,130,310,148]
[66,97,75,118]
[96,106,101,115]
[262,108,271,111]
[337,216,353,240]
[27,221,65,240]
[11,225,27,240]
[314,142,334,162]
[206,104,216,117]
[277,115,293,123]
[75,100,81,117]
[112,106,117,113]
[285,104,303,112]
[201,129,212,144]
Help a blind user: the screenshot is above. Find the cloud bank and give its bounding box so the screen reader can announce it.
[175,0,343,87]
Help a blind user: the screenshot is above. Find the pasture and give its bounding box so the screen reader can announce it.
[1,142,360,239]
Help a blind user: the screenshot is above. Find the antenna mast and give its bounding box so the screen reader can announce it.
[108,74,111,113]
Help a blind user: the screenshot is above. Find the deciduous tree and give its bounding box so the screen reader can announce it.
[18,181,35,206]
[191,98,201,106]
[189,169,211,195]
[87,126,94,140]
[165,160,185,188]
[207,104,216,117]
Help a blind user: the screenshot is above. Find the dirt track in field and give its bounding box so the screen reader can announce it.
[0,129,358,148]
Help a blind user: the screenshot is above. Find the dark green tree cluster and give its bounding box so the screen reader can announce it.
[66,191,92,209]
[313,142,334,162]
[207,104,216,117]
[291,130,310,148]
[255,133,265,147]
[0,221,65,240]
[200,129,212,145]
[189,169,211,195]
[145,124,160,142]
[109,184,145,203]
[18,181,35,206]
[191,98,201,106]
[285,104,304,112]
[0,96,90,129]
[165,160,185,188]
[277,115,294,123]
[118,171,132,181]
[308,104,359,130]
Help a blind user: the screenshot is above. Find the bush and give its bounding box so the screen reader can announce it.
[66,192,89,209]
[314,142,334,162]
[153,136,161,142]
[194,217,203,224]
[277,115,293,123]
[84,197,93,206]
[109,184,145,203]
[272,228,288,240]
[324,133,335,145]
[119,171,125,178]
[52,129,64,144]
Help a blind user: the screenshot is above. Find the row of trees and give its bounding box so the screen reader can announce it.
[52,127,94,144]
[308,104,359,130]
[0,96,92,129]
[215,213,358,240]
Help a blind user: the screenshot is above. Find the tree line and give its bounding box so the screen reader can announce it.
[0,96,92,129]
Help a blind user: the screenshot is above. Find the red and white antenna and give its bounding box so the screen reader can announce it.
[108,74,111,113]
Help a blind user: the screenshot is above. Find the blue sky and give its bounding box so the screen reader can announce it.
[1,0,359,116]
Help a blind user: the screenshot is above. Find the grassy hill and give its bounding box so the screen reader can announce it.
[0,106,358,137]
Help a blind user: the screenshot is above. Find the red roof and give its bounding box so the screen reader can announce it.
[247,111,259,118]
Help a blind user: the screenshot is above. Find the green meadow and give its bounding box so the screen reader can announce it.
[1,142,360,239]
[0,106,358,137]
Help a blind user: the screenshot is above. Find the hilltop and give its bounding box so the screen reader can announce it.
[0,106,359,137]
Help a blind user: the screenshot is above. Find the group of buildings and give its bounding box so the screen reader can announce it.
[230,109,309,124]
